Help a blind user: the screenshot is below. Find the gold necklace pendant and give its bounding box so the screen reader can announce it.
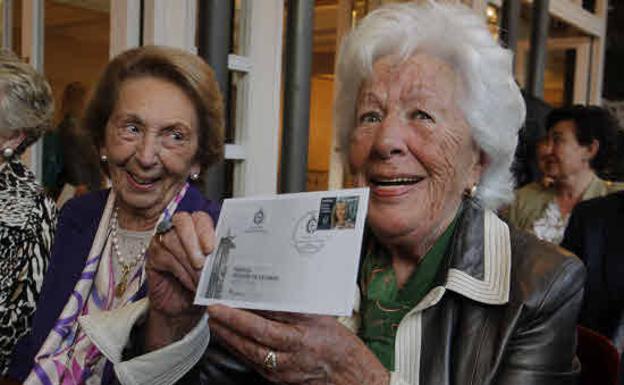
[115,280,126,298]
[115,266,130,298]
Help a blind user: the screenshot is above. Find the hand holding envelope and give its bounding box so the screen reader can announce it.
[206,304,389,385]
[143,211,215,352]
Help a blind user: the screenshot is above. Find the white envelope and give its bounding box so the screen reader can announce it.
[194,188,369,316]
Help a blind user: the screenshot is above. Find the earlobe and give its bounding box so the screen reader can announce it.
[189,164,201,181]
[588,139,599,160]
[470,149,489,186]
[464,151,487,200]
[4,130,26,150]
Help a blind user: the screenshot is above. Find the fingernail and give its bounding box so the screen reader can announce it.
[193,251,206,269]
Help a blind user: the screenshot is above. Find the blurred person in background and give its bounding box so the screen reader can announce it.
[0,50,57,375]
[562,191,624,385]
[43,82,104,205]
[507,105,624,244]
[562,191,624,359]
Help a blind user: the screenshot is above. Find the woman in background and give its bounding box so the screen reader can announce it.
[508,105,624,243]
[43,82,104,204]
[0,50,57,375]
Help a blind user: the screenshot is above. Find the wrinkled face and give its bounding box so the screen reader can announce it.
[547,120,593,179]
[102,76,200,221]
[349,53,484,248]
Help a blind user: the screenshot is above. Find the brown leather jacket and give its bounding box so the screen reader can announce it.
[392,201,585,385]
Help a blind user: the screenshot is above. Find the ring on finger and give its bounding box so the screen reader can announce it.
[263,350,278,370]
[156,218,174,246]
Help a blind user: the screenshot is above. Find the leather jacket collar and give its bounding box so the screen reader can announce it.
[415,200,512,312]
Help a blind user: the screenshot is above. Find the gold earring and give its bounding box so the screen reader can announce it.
[464,184,477,199]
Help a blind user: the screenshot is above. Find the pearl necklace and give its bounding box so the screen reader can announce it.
[111,207,147,297]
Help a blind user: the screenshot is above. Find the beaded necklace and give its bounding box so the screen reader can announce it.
[110,207,148,297]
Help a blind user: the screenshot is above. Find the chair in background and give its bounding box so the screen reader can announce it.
[577,325,621,385]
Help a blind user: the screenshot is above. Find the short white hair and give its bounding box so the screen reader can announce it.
[0,49,53,154]
[335,1,526,210]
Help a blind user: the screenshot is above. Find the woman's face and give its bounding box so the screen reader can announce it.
[335,202,347,223]
[349,53,484,249]
[536,139,557,178]
[547,120,594,179]
[102,76,200,221]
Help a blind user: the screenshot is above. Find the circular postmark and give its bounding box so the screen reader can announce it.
[292,210,329,255]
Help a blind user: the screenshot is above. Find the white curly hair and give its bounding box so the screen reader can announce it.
[0,49,53,154]
[335,1,525,210]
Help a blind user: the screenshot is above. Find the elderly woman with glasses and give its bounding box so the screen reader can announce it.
[0,51,57,376]
[45,3,585,385]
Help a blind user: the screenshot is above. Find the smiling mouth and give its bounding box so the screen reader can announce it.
[370,176,424,187]
[127,172,161,187]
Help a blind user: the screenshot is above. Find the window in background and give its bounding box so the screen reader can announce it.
[543,48,576,107]
[514,1,591,106]
[222,0,284,197]
[306,0,338,192]
[224,0,251,197]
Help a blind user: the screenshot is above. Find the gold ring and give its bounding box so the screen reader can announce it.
[262,350,278,370]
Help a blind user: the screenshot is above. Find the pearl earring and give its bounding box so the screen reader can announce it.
[2,147,14,160]
[100,154,108,163]
[190,173,199,181]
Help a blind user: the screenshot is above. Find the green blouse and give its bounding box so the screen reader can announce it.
[359,217,458,370]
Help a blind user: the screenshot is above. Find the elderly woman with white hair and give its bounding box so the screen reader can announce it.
[85,2,584,385]
[0,51,57,375]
